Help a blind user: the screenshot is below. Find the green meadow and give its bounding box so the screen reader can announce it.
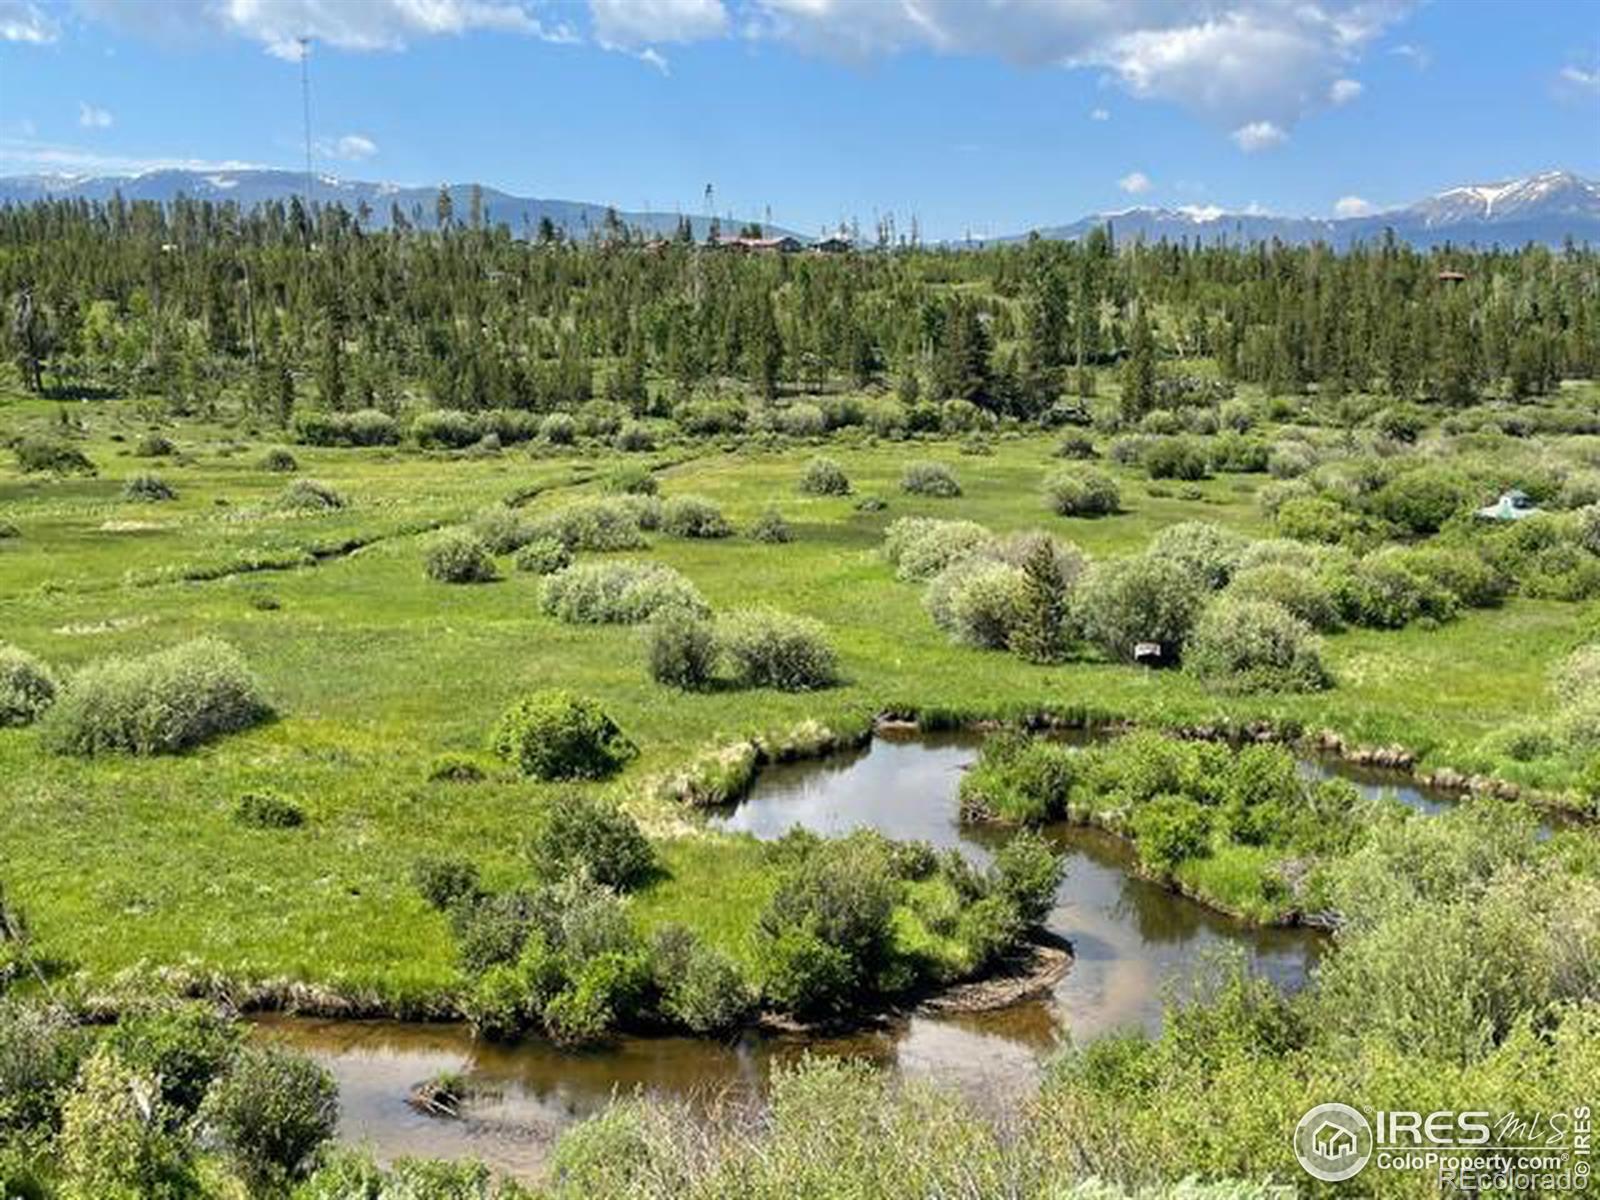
[3,389,1595,1008]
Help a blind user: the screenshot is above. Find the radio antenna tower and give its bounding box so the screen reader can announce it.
[299,37,314,223]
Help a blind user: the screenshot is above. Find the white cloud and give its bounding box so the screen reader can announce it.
[0,0,55,42]
[1334,195,1373,217]
[1117,171,1151,195]
[743,0,1412,132]
[316,133,378,160]
[1389,42,1431,69]
[1090,107,1110,121]
[1328,77,1362,105]
[78,103,114,129]
[589,0,727,47]
[1176,204,1224,221]
[0,138,261,175]
[78,0,574,57]
[1559,65,1600,92]
[1231,120,1287,152]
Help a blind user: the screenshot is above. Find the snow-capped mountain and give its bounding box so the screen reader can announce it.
[1406,170,1600,227]
[1006,170,1600,249]
[0,167,1595,249]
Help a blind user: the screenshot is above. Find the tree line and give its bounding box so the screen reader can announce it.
[2,194,1596,425]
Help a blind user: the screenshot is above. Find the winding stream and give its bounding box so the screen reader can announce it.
[259,729,1470,1177]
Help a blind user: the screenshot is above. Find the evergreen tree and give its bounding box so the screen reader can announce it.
[1010,537,1068,664]
[1119,304,1156,421]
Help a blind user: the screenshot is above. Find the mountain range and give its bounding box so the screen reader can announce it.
[0,169,796,243]
[1002,170,1600,250]
[1,167,1596,250]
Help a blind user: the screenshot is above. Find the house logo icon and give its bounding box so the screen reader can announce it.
[1294,1103,1373,1182]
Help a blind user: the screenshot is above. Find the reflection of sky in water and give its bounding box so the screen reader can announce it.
[711,732,1324,1040]
[269,733,1485,1177]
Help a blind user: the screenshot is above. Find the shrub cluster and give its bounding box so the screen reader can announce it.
[273,478,345,512]
[882,517,992,581]
[513,535,571,576]
[14,437,95,475]
[528,794,656,890]
[1073,556,1203,664]
[1184,597,1330,694]
[470,505,535,554]
[259,447,298,472]
[490,690,637,780]
[0,644,58,726]
[541,560,707,624]
[661,495,732,539]
[1044,465,1120,517]
[234,791,305,829]
[43,638,270,756]
[900,460,962,497]
[749,507,793,543]
[531,498,649,552]
[644,608,718,690]
[718,608,839,691]
[294,408,400,447]
[798,456,851,495]
[423,530,497,583]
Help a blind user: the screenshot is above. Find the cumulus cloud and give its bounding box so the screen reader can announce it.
[739,0,1411,133]
[1329,77,1362,104]
[590,0,727,47]
[78,102,114,129]
[1090,107,1110,121]
[1118,171,1151,195]
[317,133,378,160]
[0,0,55,42]
[1231,119,1287,152]
[1334,195,1373,217]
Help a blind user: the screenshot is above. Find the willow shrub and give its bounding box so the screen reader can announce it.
[661,494,732,539]
[43,638,269,756]
[1073,556,1203,663]
[718,608,839,692]
[542,560,707,625]
[422,530,497,584]
[528,793,655,890]
[531,497,648,552]
[0,644,58,726]
[1184,597,1330,695]
[644,608,718,690]
[797,455,850,496]
[900,460,962,497]
[882,516,991,581]
[490,690,636,780]
[1043,465,1120,517]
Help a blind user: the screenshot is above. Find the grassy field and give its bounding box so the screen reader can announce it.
[2,391,1595,1008]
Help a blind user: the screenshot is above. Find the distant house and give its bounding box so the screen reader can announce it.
[1437,270,1467,283]
[1476,489,1539,521]
[723,235,802,254]
[812,234,853,253]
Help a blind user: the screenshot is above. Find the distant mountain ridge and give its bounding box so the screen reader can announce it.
[0,167,1596,249]
[1003,170,1600,250]
[0,168,804,243]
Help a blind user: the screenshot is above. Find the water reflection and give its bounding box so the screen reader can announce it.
[267,729,1485,1176]
[709,730,1324,1038]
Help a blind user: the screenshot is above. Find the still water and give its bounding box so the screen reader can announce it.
[262,729,1472,1176]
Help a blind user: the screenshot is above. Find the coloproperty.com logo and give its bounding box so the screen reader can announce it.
[1293,1103,1593,1190]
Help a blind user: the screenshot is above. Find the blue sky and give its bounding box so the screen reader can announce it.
[1,0,1597,238]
